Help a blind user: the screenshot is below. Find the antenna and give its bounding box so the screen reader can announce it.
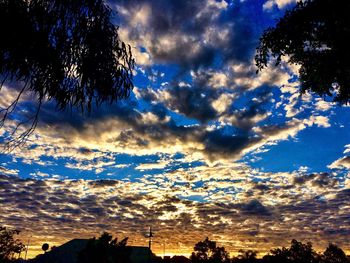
[146,226,154,263]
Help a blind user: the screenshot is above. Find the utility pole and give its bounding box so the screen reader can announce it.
[148,226,154,263]
[148,226,153,250]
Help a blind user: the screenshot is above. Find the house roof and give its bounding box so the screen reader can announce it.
[30,239,154,263]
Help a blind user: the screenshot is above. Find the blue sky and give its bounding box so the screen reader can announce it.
[0,0,350,258]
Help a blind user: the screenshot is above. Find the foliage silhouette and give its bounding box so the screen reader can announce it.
[190,237,230,263]
[77,232,131,263]
[232,250,258,263]
[189,239,349,263]
[321,244,349,263]
[262,239,350,263]
[270,239,318,263]
[0,226,25,262]
[41,243,49,253]
[0,0,134,149]
[256,0,350,104]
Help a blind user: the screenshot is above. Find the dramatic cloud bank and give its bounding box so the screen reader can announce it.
[1,170,349,256]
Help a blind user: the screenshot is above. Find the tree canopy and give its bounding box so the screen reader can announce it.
[268,239,318,263]
[233,250,258,263]
[0,0,134,147]
[190,237,230,263]
[0,226,25,262]
[256,0,350,103]
[322,243,349,263]
[78,232,130,263]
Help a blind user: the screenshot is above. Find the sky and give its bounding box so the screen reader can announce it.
[0,0,350,259]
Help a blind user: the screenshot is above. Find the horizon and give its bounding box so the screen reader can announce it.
[15,232,350,260]
[1,0,350,261]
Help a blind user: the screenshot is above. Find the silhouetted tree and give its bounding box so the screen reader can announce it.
[321,244,349,263]
[232,250,258,263]
[263,246,290,263]
[0,0,134,148]
[0,226,25,262]
[190,237,230,263]
[77,232,130,263]
[266,239,319,263]
[256,0,350,104]
[41,243,49,253]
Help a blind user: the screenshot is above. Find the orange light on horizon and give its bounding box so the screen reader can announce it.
[19,235,350,260]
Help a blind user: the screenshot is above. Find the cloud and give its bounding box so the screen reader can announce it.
[0,0,349,259]
[0,166,19,176]
[240,200,272,216]
[135,159,171,170]
[328,156,350,170]
[328,144,350,170]
[115,0,271,71]
[293,173,338,189]
[159,83,219,123]
[0,0,324,168]
[1,85,330,171]
[263,0,297,11]
[1,170,349,256]
[115,0,225,69]
[303,115,331,128]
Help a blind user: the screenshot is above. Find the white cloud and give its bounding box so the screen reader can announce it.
[328,156,350,170]
[304,115,331,128]
[212,93,234,114]
[263,0,297,11]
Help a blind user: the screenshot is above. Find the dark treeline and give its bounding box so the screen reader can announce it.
[190,237,350,263]
[0,227,349,263]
